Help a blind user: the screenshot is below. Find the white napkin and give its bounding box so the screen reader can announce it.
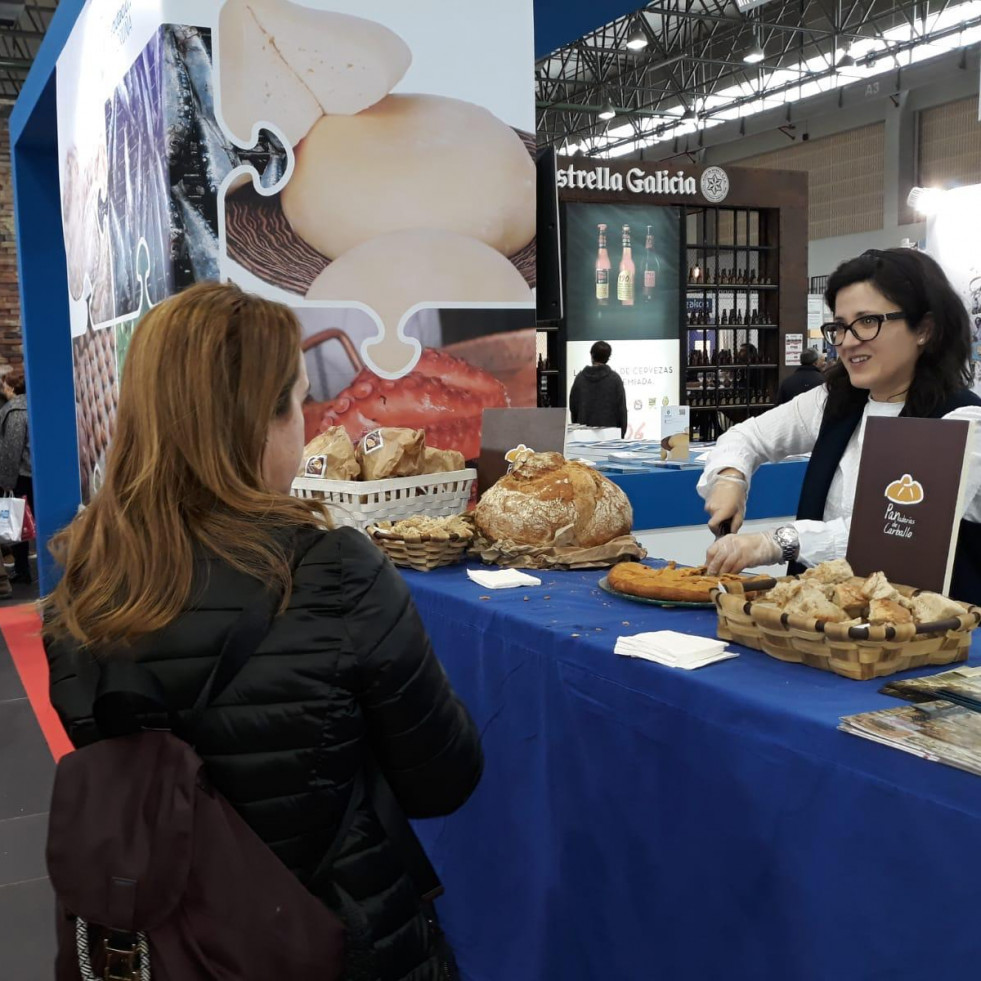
[614,630,738,670]
[467,568,542,590]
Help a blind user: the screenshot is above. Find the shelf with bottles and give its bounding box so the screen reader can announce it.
[686,364,779,371]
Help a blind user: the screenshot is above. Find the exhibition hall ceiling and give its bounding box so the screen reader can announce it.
[0,0,54,103]
[537,0,981,157]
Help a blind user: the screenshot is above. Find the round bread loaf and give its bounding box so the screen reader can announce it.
[475,452,632,548]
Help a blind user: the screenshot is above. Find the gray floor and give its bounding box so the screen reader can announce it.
[0,563,56,979]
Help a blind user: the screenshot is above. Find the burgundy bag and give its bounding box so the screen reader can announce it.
[46,595,350,981]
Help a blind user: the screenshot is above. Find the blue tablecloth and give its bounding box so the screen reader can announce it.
[407,564,981,981]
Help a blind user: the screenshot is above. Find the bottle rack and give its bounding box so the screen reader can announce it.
[683,206,781,442]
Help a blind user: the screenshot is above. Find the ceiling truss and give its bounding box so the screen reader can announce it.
[537,0,981,156]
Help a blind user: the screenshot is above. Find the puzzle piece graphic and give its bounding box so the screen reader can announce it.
[214,0,422,379]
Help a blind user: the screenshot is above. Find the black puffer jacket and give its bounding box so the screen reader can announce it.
[45,525,483,981]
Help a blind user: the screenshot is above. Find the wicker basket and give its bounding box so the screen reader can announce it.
[367,518,474,572]
[713,577,981,681]
[291,469,476,533]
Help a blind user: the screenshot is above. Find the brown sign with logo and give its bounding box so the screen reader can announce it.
[846,416,974,596]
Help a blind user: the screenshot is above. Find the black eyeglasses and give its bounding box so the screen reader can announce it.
[820,312,906,347]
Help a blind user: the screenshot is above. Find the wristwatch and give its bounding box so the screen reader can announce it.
[772,525,800,563]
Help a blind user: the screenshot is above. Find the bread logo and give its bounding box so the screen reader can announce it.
[304,455,327,477]
[885,473,924,506]
[505,444,534,473]
[362,430,384,455]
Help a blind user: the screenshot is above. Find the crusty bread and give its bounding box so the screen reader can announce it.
[868,598,914,625]
[833,582,868,618]
[783,584,851,622]
[475,451,632,547]
[801,558,854,586]
[607,561,752,603]
[909,591,965,623]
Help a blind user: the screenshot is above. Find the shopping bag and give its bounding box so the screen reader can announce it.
[19,499,35,542]
[0,495,25,544]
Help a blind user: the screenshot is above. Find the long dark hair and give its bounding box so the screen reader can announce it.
[823,248,971,419]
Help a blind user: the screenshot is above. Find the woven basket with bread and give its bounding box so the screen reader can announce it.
[366,514,474,572]
[713,559,981,680]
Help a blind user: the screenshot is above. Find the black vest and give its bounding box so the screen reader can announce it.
[791,387,981,606]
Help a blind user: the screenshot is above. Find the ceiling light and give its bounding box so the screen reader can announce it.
[682,107,697,120]
[598,101,617,120]
[743,42,765,64]
[626,30,648,51]
[907,186,945,216]
[836,52,856,69]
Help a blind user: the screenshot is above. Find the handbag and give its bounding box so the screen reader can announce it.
[47,586,355,981]
[0,493,26,544]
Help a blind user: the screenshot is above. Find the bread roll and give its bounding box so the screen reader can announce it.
[282,94,535,259]
[218,0,410,146]
[475,452,632,548]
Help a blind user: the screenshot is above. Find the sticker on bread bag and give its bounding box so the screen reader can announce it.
[305,455,326,477]
[363,430,384,454]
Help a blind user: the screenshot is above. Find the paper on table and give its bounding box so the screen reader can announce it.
[467,568,542,589]
[614,629,738,669]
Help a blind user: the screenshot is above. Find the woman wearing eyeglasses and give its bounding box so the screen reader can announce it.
[699,247,981,605]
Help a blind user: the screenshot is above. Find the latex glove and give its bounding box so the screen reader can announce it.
[705,532,781,576]
[703,473,748,537]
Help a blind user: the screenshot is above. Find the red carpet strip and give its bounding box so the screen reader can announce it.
[0,603,71,761]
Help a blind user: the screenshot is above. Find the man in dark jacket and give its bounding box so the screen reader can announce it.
[776,348,825,405]
[569,340,628,437]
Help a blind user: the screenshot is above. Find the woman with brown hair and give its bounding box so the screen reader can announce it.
[44,282,482,980]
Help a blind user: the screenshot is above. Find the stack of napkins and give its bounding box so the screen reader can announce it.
[467,568,542,589]
[614,630,737,670]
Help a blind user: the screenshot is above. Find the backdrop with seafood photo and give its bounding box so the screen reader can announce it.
[57,0,536,500]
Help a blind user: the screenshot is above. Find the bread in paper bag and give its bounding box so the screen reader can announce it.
[418,446,466,475]
[299,427,360,480]
[356,427,426,480]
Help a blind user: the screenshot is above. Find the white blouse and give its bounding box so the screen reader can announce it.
[696,385,981,567]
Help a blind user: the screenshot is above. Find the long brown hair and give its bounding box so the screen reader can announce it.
[44,281,326,647]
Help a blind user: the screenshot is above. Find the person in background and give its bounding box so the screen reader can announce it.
[699,248,981,605]
[569,340,628,437]
[0,369,32,585]
[775,348,825,405]
[44,282,482,980]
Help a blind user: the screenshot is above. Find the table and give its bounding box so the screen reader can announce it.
[407,563,981,981]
